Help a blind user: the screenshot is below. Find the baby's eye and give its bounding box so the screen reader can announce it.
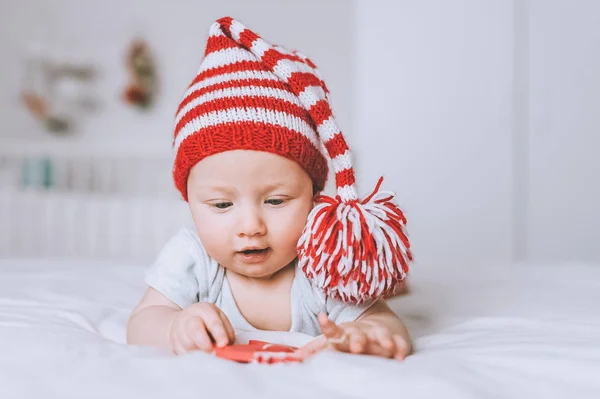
[265,198,285,206]
[213,202,233,209]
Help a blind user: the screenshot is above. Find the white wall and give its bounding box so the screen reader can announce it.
[352,0,600,268]
[527,0,600,262]
[2,0,599,265]
[353,0,515,270]
[0,0,354,157]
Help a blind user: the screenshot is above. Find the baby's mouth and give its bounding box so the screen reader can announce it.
[237,247,271,263]
[240,248,269,255]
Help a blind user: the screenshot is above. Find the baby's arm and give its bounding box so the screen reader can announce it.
[127,287,235,354]
[127,288,180,348]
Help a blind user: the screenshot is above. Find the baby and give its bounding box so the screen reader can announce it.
[127,17,412,361]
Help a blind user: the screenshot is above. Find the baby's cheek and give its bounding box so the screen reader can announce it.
[194,214,231,259]
[275,208,308,243]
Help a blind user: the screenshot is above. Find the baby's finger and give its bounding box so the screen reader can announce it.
[170,329,188,355]
[217,309,236,343]
[392,335,410,360]
[366,328,394,358]
[177,327,196,352]
[296,335,327,358]
[201,309,230,348]
[364,340,392,358]
[375,327,395,352]
[172,321,199,355]
[349,330,368,354]
[319,314,354,352]
[188,318,213,352]
[318,313,344,339]
[173,341,186,356]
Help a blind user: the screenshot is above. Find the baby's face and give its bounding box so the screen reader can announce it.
[187,150,314,279]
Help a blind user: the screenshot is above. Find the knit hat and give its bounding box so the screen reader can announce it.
[173,19,329,200]
[172,16,412,304]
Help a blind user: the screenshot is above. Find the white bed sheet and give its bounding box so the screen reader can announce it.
[0,258,599,399]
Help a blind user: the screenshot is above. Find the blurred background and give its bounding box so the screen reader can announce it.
[0,0,598,270]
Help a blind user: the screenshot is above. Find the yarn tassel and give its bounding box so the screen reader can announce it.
[297,177,412,304]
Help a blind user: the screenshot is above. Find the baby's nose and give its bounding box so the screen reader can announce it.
[237,211,267,237]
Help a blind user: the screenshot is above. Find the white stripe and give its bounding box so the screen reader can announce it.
[174,107,320,153]
[272,58,317,81]
[331,150,353,173]
[199,47,256,72]
[336,184,358,201]
[176,86,304,125]
[208,22,225,37]
[295,50,326,80]
[298,85,326,108]
[273,45,294,56]
[316,116,340,142]
[229,20,245,41]
[292,50,309,62]
[180,71,278,105]
[251,38,270,58]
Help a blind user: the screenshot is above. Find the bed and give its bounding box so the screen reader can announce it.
[1,149,599,398]
[1,257,599,398]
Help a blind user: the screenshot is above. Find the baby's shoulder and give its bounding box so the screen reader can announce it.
[145,228,224,306]
[164,227,209,257]
[155,228,208,265]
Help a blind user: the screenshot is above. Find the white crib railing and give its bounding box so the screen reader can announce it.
[0,140,193,261]
[0,189,193,261]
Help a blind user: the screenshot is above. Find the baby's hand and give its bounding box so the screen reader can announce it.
[297,313,410,361]
[167,303,235,355]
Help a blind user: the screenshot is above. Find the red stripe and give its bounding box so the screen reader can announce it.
[188,61,268,88]
[335,168,356,189]
[287,72,325,95]
[309,100,333,127]
[294,54,330,95]
[323,132,349,160]
[204,35,238,56]
[261,48,304,70]
[174,96,313,140]
[217,16,233,36]
[177,78,290,116]
[304,57,317,69]
[238,28,260,50]
[174,122,328,200]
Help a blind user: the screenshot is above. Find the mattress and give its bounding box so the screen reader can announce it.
[1,258,599,398]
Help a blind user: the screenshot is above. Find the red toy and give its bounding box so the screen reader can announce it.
[214,340,302,365]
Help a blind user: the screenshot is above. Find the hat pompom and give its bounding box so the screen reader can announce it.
[297,177,412,304]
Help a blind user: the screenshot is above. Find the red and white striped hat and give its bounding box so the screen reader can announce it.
[173,17,412,303]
